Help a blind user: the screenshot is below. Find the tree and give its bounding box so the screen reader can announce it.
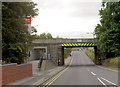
[95,2,120,59]
[2,2,38,64]
[39,32,53,39]
[31,26,37,34]
[0,30,1,60]
[39,32,47,39]
[64,48,72,56]
[46,33,53,39]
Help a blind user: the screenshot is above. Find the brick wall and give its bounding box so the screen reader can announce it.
[0,63,32,86]
[0,66,2,87]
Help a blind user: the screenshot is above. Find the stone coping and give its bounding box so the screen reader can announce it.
[0,63,32,67]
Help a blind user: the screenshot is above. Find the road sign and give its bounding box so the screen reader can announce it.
[25,17,31,24]
[25,17,32,34]
[77,40,82,42]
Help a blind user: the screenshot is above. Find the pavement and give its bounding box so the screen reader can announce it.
[43,51,119,86]
[64,56,72,66]
[30,60,57,76]
[6,56,72,86]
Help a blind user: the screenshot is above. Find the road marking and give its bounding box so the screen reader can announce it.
[101,77,117,85]
[69,53,74,65]
[97,66,118,72]
[91,72,96,76]
[47,67,69,86]
[88,69,117,86]
[44,67,69,87]
[43,53,74,87]
[97,78,107,87]
[43,67,68,86]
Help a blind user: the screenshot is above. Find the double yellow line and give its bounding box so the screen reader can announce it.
[43,53,74,87]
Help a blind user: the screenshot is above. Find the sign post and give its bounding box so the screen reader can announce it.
[24,16,31,63]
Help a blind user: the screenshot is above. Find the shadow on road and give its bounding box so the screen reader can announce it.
[70,64,95,67]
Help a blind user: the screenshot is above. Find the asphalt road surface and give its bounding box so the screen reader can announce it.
[43,51,118,87]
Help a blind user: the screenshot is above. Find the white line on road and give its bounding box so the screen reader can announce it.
[97,78,107,87]
[101,77,117,85]
[91,72,96,76]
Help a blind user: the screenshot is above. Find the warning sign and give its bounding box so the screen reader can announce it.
[25,17,31,24]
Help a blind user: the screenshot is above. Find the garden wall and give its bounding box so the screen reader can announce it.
[0,63,32,86]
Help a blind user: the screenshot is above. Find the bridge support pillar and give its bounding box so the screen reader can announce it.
[55,46,64,66]
[61,47,64,65]
[94,46,101,65]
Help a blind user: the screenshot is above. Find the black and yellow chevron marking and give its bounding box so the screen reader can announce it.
[61,43,96,47]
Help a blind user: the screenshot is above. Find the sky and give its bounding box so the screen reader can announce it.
[32,0,102,38]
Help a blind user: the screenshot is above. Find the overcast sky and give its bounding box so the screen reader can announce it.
[32,0,102,38]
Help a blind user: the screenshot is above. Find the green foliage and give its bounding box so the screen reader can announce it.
[103,56,119,64]
[31,26,37,34]
[46,33,53,39]
[64,48,72,55]
[39,32,47,39]
[95,2,120,59]
[5,57,18,64]
[2,2,38,64]
[83,47,94,62]
[31,34,39,39]
[38,32,53,39]
[102,56,119,68]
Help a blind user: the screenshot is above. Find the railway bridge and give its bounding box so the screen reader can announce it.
[30,38,101,66]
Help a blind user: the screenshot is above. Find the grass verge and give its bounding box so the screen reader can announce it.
[83,47,119,70]
[82,47,94,62]
[102,56,119,70]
